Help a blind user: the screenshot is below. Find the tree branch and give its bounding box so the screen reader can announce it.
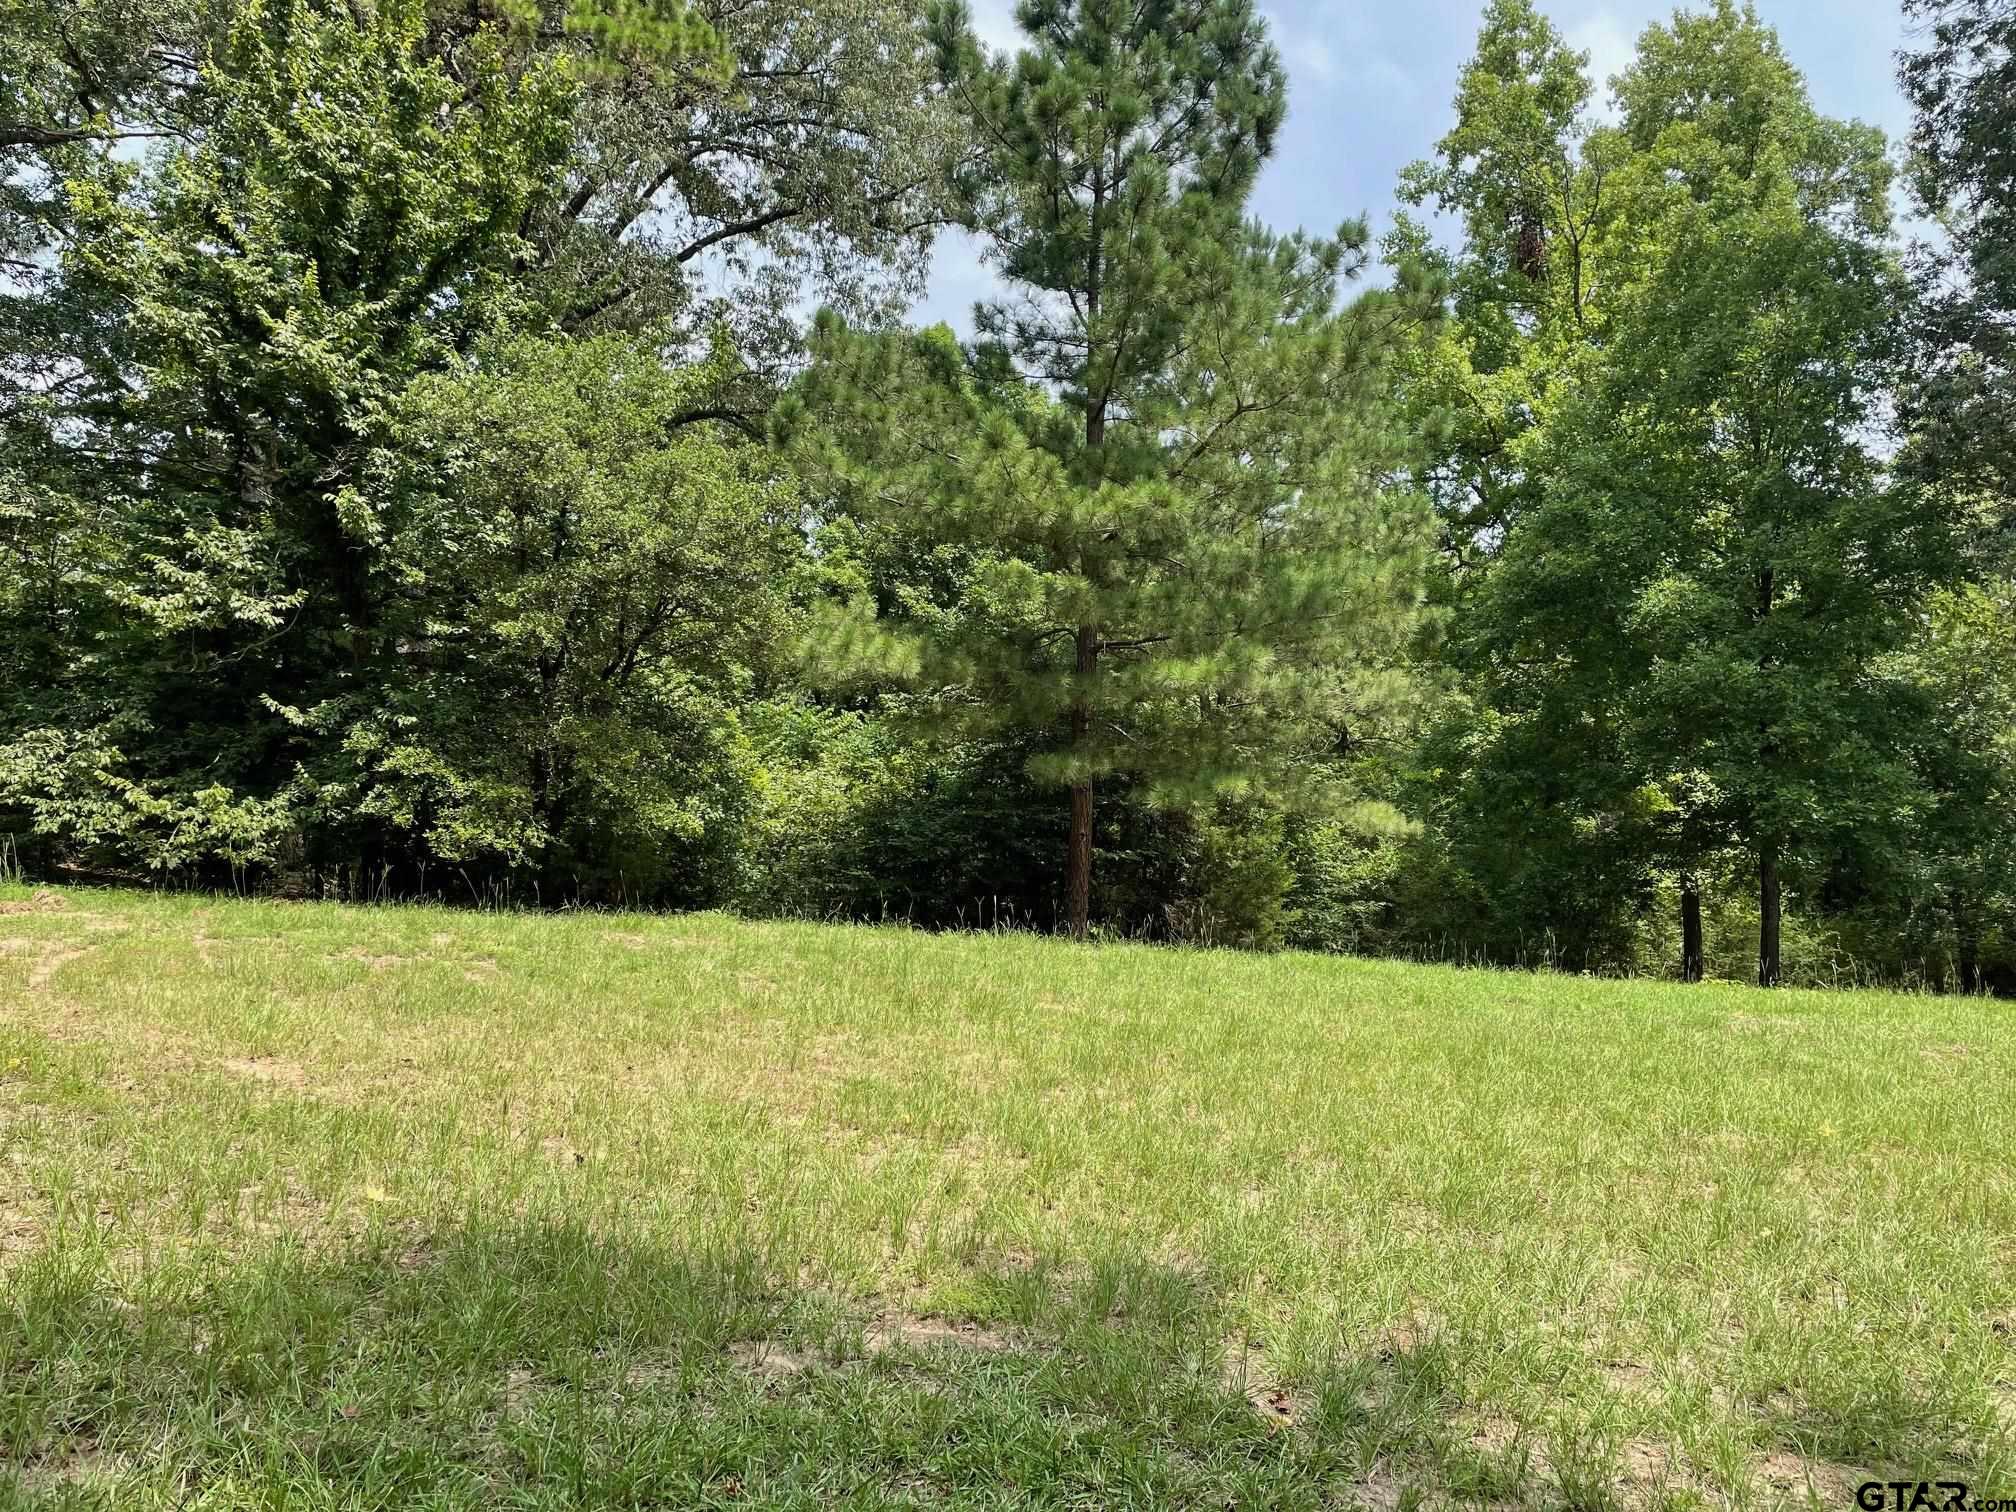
[673,201,804,263]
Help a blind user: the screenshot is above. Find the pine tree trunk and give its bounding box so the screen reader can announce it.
[1067,777,1092,941]
[1065,168,1106,945]
[1066,624,1098,941]
[1758,842,1781,988]
[1680,874,1704,983]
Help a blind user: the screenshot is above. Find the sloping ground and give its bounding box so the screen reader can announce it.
[2,885,2012,1509]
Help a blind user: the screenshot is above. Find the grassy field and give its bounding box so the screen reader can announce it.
[1,884,2011,1509]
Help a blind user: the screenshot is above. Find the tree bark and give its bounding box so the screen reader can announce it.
[1066,624,1097,941]
[1757,842,1781,988]
[1064,161,1107,945]
[1066,776,1093,940]
[0,121,122,150]
[1680,875,1704,983]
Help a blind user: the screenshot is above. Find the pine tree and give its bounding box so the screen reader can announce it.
[787,0,1439,938]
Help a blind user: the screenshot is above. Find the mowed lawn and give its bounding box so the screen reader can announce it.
[1,886,2011,1510]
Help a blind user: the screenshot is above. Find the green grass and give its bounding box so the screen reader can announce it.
[1,884,2011,1509]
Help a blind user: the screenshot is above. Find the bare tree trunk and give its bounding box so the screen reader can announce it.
[1067,778,1093,940]
[1066,624,1097,941]
[1758,842,1781,988]
[1062,164,1111,945]
[1680,874,1704,983]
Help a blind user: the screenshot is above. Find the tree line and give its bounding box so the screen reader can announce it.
[3,0,2010,990]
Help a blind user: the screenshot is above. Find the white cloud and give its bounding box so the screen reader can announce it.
[916,229,1002,337]
[1265,5,1414,100]
[967,0,1023,59]
[1566,10,1636,122]
[1298,33,1339,85]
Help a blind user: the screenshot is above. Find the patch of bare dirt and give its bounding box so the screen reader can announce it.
[727,1340,813,1378]
[1463,1413,1552,1478]
[335,947,413,970]
[502,1367,539,1415]
[1755,1449,1875,1505]
[27,941,89,992]
[1465,1415,1517,1452]
[0,889,67,915]
[1620,1440,1669,1478]
[1,1184,46,1258]
[393,1237,435,1273]
[1601,1358,1657,1395]
[1372,1307,1440,1360]
[864,1314,1013,1354]
[214,1054,410,1111]
[620,1355,685,1391]
[720,1312,1017,1387]
[1219,1337,1307,1428]
[1614,1438,1691,1508]
[1346,1464,1408,1510]
[16,1447,129,1491]
[217,1056,314,1092]
[801,1032,860,1073]
[539,1135,588,1166]
[600,931,649,951]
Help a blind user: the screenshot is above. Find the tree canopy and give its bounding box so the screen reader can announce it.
[1,0,2010,988]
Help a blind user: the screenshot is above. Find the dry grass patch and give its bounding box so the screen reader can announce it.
[0,890,68,916]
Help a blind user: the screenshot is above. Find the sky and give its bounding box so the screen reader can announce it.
[914,0,1923,331]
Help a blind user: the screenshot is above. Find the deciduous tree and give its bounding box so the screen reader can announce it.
[1898,0,2016,520]
[1478,2,1949,986]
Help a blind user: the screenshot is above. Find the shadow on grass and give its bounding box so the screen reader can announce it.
[0,1223,1417,1510]
[0,1221,1996,1510]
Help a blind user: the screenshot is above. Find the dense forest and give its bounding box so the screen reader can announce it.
[2,0,2011,989]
